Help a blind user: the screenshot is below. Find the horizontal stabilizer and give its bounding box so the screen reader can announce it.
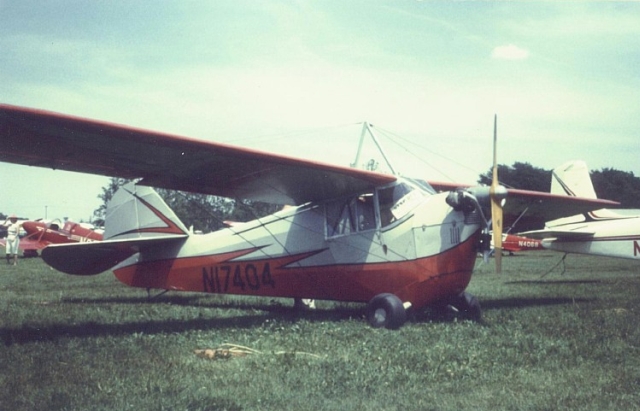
[41,235,187,275]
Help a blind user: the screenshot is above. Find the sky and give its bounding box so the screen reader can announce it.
[1,1,639,222]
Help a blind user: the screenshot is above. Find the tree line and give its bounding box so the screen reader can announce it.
[92,178,280,233]
[478,162,640,208]
[92,163,640,233]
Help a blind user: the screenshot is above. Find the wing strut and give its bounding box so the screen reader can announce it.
[351,123,397,175]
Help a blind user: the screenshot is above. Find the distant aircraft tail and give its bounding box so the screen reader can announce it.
[551,160,597,199]
[548,160,627,226]
[42,183,189,275]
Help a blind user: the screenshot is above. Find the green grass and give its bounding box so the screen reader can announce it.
[1,251,639,411]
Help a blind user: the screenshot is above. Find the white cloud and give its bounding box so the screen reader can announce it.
[491,44,530,60]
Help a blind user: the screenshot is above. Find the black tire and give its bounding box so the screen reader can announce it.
[366,293,407,329]
[450,291,482,321]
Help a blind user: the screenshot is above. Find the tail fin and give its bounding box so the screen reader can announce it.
[42,183,189,275]
[104,182,189,240]
[548,160,626,226]
[551,160,597,199]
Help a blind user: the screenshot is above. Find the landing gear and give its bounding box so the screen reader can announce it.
[366,293,407,329]
[446,291,482,321]
[293,298,316,310]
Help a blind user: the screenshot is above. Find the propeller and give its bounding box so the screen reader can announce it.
[489,115,507,273]
[444,115,507,273]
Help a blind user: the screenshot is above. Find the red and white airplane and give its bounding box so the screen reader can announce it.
[520,160,640,260]
[501,233,543,253]
[0,219,103,257]
[0,104,618,328]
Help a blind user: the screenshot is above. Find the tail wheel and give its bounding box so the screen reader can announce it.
[366,293,407,329]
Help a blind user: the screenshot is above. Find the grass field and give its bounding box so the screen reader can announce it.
[1,251,638,411]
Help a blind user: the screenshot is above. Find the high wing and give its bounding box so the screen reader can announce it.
[15,238,49,252]
[2,229,49,250]
[0,104,619,219]
[0,238,47,252]
[501,188,618,229]
[429,182,619,230]
[0,104,396,205]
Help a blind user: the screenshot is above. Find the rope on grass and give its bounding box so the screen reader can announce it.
[194,343,322,360]
[540,252,568,278]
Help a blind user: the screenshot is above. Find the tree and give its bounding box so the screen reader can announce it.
[155,188,235,233]
[92,178,282,233]
[590,168,640,208]
[93,177,132,226]
[478,162,551,191]
[158,192,280,232]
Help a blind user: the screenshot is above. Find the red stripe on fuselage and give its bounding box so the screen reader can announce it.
[114,232,480,309]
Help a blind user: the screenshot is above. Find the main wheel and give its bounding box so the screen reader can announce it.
[366,293,407,329]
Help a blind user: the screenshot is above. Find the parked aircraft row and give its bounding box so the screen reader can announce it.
[0,219,103,257]
[0,104,624,328]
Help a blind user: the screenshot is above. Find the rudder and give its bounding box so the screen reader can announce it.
[104,182,189,240]
[551,160,597,199]
[549,160,626,225]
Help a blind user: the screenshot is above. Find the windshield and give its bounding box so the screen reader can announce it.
[377,180,426,227]
[403,177,436,195]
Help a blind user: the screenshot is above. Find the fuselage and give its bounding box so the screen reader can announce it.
[502,234,543,252]
[543,217,640,260]
[113,178,483,309]
[23,220,103,245]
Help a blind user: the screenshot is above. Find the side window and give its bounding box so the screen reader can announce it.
[326,198,357,236]
[326,191,376,237]
[356,194,375,231]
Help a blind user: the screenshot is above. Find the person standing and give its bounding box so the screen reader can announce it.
[4,215,22,265]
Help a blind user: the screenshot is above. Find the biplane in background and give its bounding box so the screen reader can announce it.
[0,104,618,328]
[0,219,103,257]
[520,160,640,260]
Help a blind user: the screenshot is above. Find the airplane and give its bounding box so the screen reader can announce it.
[501,233,543,254]
[519,160,640,260]
[0,104,618,328]
[0,219,103,257]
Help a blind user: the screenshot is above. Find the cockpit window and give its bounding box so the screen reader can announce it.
[405,177,436,194]
[378,182,424,227]
[325,179,427,236]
